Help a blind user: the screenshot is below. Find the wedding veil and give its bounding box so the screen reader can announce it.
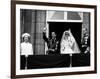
[60,29,80,53]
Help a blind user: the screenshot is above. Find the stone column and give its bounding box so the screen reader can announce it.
[35,10,46,55]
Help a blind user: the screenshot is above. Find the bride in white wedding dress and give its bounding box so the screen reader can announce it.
[60,29,80,54]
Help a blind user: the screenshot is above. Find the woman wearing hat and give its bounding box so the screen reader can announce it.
[21,33,33,57]
[20,33,33,69]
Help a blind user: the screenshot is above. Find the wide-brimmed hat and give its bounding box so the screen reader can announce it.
[22,33,30,38]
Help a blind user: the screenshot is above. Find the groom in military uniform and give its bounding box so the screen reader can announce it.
[43,27,59,55]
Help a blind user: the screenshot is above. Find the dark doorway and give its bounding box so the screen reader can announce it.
[48,22,82,50]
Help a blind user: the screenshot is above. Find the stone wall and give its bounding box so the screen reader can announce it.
[20,9,46,55]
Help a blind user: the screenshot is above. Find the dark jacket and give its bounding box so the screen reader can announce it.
[43,32,59,53]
